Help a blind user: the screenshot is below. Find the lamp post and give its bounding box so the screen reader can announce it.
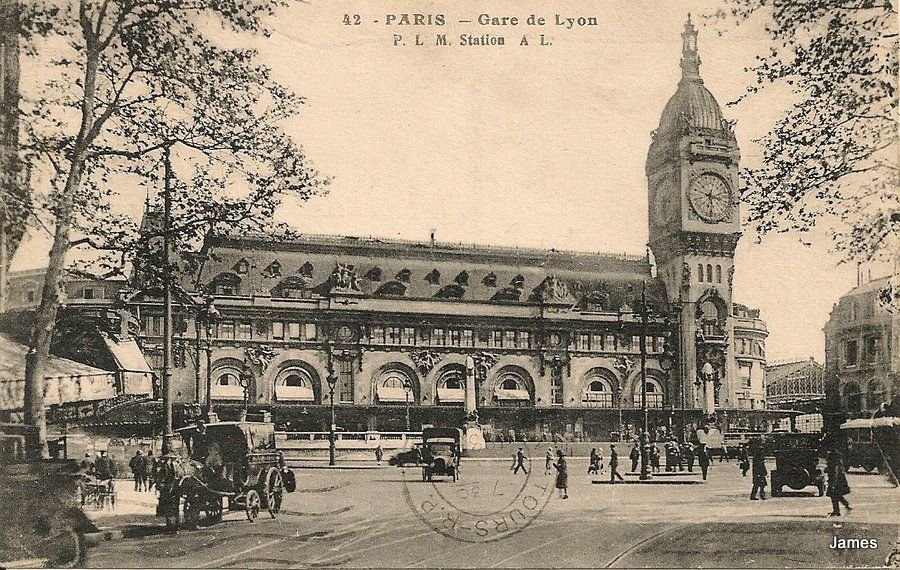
[196,296,220,418]
[325,340,337,466]
[239,369,251,421]
[403,379,412,432]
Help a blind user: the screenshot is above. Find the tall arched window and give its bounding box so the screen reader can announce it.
[374,366,417,405]
[274,365,318,402]
[715,265,722,283]
[211,367,245,399]
[582,372,614,408]
[706,264,713,283]
[697,264,704,282]
[493,368,533,407]
[436,366,465,406]
[632,377,664,409]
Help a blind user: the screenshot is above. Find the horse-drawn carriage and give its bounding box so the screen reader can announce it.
[156,419,295,528]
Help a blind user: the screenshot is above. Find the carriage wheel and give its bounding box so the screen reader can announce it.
[245,489,261,522]
[205,496,223,523]
[266,471,283,518]
[183,492,203,529]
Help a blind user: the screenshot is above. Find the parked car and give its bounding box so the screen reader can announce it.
[389,444,423,467]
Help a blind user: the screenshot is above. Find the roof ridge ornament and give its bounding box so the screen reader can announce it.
[680,14,702,82]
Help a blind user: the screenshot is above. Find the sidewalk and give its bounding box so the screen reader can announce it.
[81,480,168,544]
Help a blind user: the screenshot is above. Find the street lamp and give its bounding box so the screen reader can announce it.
[238,369,251,421]
[403,379,412,432]
[195,296,220,418]
[325,341,337,466]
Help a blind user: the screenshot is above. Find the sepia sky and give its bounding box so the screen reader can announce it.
[15,0,889,362]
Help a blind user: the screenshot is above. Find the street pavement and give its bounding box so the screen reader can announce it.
[83,458,899,568]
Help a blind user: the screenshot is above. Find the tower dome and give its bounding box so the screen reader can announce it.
[655,16,732,139]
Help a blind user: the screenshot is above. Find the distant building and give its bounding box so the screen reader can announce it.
[766,358,825,413]
[824,275,896,420]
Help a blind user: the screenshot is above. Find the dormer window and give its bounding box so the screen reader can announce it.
[425,269,441,285]
[454,271,469,287]
[510,274,525,289]
[483,273,497,287]
[234,258,250,275]
[366,266,383,282]
[263,260,282,278]
[396,268,411,284]
[299,261,314,278]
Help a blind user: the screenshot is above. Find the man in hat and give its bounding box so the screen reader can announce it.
[697,443,711,481]
[129,449,148,491]
[609,445,625,483]
[94,450,115,482]
[629,443,640,473]
[512,447,528,475]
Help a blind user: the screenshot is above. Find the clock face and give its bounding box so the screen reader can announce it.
[689,174,733,223]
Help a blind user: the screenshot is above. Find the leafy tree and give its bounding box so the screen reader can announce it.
[13,0,325,458]
[711,0,898,262]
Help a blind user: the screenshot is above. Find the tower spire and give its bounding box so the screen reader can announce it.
[680,14,701,81]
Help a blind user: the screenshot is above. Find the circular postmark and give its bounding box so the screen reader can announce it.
[401,454,555,543]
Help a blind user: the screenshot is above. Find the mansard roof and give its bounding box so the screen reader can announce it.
[190,233,670,311]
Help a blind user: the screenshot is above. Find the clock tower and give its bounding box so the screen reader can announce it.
[647,16,742,419]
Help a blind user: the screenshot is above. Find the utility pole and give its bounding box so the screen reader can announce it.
[161,145,174,454]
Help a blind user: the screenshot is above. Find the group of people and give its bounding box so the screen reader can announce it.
[80,448,163,492]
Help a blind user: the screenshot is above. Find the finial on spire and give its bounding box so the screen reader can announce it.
[680,14,701,80]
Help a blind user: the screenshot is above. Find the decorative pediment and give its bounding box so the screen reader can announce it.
[233,258,250,275]
[580,289,609,312]
[435,284,465,299]
[328,263,361,292]
[529,275,573,304]
[374,281,407,296]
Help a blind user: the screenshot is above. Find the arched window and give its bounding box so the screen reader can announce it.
[274,365,317,402]
[582,372,614,408]
[632,378,664,409]
[716,265,722,283]
[375,367,416,405]
[211,367,245,399]
[493,368,533,407]
[706,264,713,283]
[436,366,465,406]
[697,264,704,282]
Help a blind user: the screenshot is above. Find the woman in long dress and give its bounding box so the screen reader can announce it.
[554,450,569,499]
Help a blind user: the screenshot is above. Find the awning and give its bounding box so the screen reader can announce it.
[275,385,315,402]
[437,387,465,403]
[376,385,410,403]
[840,417,900,429]
[102,336,152,373]
[211,385,245,399]
[494,388,531,401]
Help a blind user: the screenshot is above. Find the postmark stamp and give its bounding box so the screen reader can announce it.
[401,455,555,543]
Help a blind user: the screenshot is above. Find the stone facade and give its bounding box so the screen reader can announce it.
[824,276,896,419]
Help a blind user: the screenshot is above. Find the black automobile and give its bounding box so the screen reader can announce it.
[389,444,423,467]
[769,433,825,497]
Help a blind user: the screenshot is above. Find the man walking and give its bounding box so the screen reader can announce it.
[750,446,767,500]
[95,449,115,482]
[375,445,384,465]
[697,443,710,480]
[629,443,640,472]
[681,441,694,472]
[609,444,625,483]
[129,450,148,492]
[512,447,528,474]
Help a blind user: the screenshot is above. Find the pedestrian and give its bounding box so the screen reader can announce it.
[739,444,750,477]
[553,450,569,499]
[95,449,115,482]
[826,450,852,517]
[545,447,554,475]
[588,448,601,475]
[146,450,156,491]
[80,452,94,474]
[609,444,625,483]
[129,449,148,492]
[375,445,384,465]
[629,443,640,472]
[719,444,730,463]
[697,443,710,480]
[512,447,528,475]
[681,441,694,472]
[750,447,767,500]
[650,443,661,473]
